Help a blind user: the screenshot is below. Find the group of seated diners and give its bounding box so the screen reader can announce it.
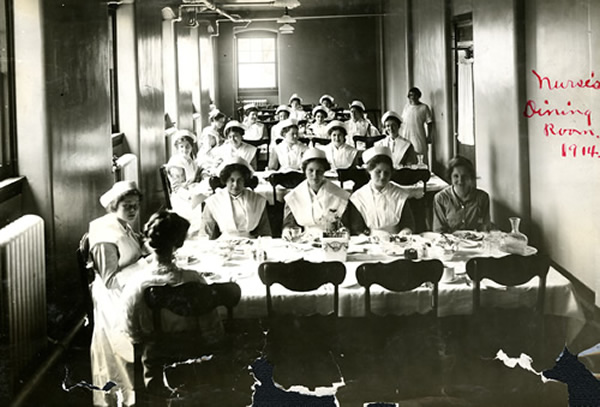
[86,90,488,405]
[163,89,436,221]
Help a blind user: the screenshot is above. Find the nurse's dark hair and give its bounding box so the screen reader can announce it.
[280,123,298,137]
[106,189,143,213]
[366,155,393,171]
[447,155,476,180]
[143,210,190,255]
[210,111,225,121]
[174,135,195,146]
[219,163,251,185]
[408,87,422,98]
[301,158,331,173]
[328,125,347,136]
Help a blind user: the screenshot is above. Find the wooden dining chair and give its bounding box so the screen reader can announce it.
[356,258,444,316]
[465,253,550,357]
[159,164,172,210]
[337,167,369,191]
[348,259,444,395]
[311,137,331,146]
[258,259,346,317]
[243,138,270,170]
[267,171,305,202]
[297,137,312,146]
[258,259,346,388]
[392,168,431,191]
[133,281,254,407]
[391,168,432,233]
[352,135,386,149]
[466,253,549,316]
[265,171,305,237]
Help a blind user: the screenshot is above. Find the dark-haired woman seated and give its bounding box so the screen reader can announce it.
[123,210,224,391]
[201,157,271,239]
[282,148,352,239]
[433,156,491,233]
[349,146,414,239]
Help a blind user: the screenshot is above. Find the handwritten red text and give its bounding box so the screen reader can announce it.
[523,100,592,126]
[532,69,600,90]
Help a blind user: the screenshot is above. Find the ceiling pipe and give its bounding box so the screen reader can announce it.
[248,13,387,22]
[193,0,251,24]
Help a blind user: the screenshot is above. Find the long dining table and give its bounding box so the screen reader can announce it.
[140,232,586,343]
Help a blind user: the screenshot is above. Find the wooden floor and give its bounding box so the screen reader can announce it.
[22,308,600,407]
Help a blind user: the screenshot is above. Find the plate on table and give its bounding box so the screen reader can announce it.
[421,232,441,241]
[452,230,485,241]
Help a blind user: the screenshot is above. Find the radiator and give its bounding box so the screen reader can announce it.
[0,215,46,398]
[114,153,139,185]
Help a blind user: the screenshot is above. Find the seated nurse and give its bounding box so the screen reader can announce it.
[87,180,146,407]
[376,110,417,168]
[282,148,352,239]
[201,157,271,240]
[433,155,491,233]
[349,146,415,238]
[213,120,258,170]
[321,120,358,170]
[88,180,145,290]
[268,118,308,171]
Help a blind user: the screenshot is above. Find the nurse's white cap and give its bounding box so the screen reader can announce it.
[362,146,392,164]
[312,105,327,116]
[208,108,225,120]
[172,129,197,145]
[218,156,254,177]
[289,93,303,104]
[381,110,402,125]
[319,94,334,104]
[243,103,258,113]
[224,120,246,136]
[350,100,366,111]
[278,118,298,130]
[275,104,292,114]
[100,181,140,209]
[325,120,347,135]
[301,147,327,164]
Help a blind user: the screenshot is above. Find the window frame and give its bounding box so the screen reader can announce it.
[0,0,17,181]
[108,4,120,134]
[235,30,279,98]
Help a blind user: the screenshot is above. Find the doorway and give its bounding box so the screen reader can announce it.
[452,13,475,166]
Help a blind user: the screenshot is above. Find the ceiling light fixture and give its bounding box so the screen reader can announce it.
[277,8,296,24]
[279,23,295,34]
[277,7,296,34]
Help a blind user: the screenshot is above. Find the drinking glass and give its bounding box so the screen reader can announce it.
[290,227,302,242]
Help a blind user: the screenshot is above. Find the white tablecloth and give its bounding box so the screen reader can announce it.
[164,236,586,342]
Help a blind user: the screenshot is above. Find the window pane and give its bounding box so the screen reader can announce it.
[238,64,276,89]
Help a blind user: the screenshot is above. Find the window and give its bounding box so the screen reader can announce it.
[236,31,277,93]
[0,0,16,180]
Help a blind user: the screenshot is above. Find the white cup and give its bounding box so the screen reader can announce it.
[441,267,455,283]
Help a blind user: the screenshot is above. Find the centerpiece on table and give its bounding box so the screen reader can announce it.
[320,209,349,262]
